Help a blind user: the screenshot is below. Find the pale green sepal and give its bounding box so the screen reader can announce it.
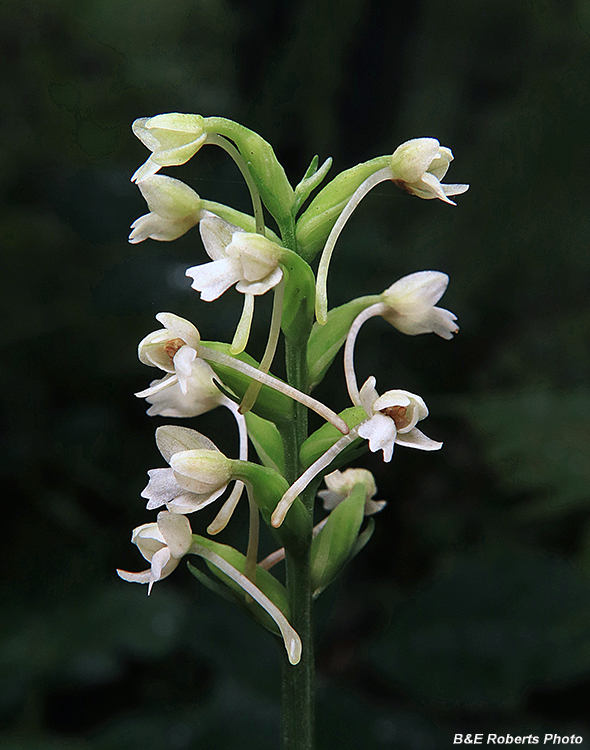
[155,424,218,463]
[311,483,365,595]
[204,117,295,229]
[307,295,381,390]
[230,460,310,551]
[188,536,290,635]
[278,247,316,345]
[199,201,280,243]
[245,412,286,477]
[202,341,294,424]
[299,406,367,470]
[293,155,333,216]
[295,155,391,263]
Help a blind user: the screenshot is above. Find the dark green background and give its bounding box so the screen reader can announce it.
[3,0,590,747]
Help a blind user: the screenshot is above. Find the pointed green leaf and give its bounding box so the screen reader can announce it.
[202,341,294,423]
[293,155,333,216]
[295,155,391,262]
[299,406,367,470]
[307,295,380,390]
[311,483,365,595]
[278,246,316,345]
[189,536,290,635]
[245,411,286,476]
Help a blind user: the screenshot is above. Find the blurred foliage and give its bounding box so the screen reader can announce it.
[2,0,590,746]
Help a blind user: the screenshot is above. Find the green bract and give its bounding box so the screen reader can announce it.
[311,483,365,596]
[205,117,295,233]
[189,535,290,634]
[278,246,316,345]
[295,155,391,262]
[307,296,380,390]
[299,406,367,471]
[245,412,286,477]
[293,155,333,216]
[230,460,310,551]
[202,341,295,423]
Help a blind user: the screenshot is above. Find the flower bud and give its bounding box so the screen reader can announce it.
[132,113,207,182]
[129,175,204,244]
[170,449,232,495]
[319,468,386,516]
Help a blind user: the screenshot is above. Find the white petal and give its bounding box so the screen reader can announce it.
[155,313,201,350]
[384,271,449,309]
[117,568,152,585]
[137,175,201,220]
[359,376,379,415]
[156,511,193,558]
[358,414,397,462]
[131,156,161,183]
[418,172,456,204]
[135,373,178,399]
[426,307,459,340]
[186,258,242,301]
[395,426,442,451]
[173,346,197,394]
[141,468,183,510]
[166,485,227,514]
[128,212,197,243]
[236,267,283,296]
[373,390,412,411]
[199,215,242,261]
[443,183,470,197]
[150,546,174,583]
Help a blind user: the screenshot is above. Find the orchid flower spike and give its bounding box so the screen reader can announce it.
[389,138,469,205]
[117,511,193,594]
[131,113,207,183]
[319,468,386,516]
[129,175,205,244]
[135,313,349,435]
[357,377,442,462]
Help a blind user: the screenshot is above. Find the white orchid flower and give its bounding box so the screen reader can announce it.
[389,137,469,205]
[343,271,458,405]
[379,271,459,339]
[186,215,284,302]
[319,468,386,516]
[135,313,349,435]
[272,380,440,527]
[117,511,193,594]
[129,175,205,244]
[131,113,207,183]
[357,377,442,462]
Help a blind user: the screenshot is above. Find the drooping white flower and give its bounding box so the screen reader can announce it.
[186,216,284,302]
[117,511,193,594]
[357,377,442,462]
[135,313,223,417]
[131,113,207,182]
[319,468,386,516]
[129,175,205,244]
[380,271,459,340]
[389,138,469,205]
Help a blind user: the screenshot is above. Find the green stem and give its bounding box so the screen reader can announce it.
[282,333,314,750]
